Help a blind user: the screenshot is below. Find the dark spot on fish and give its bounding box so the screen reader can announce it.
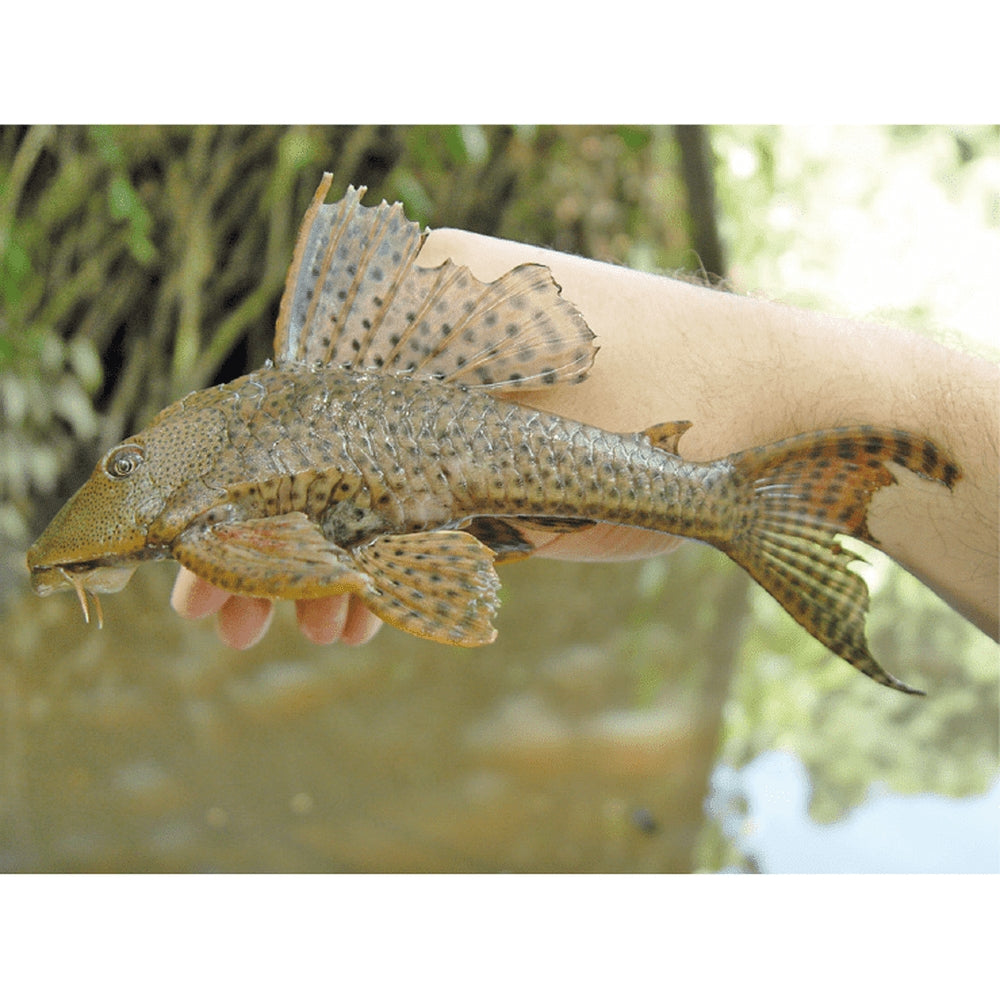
[337,290,347,301]
[346,264,356,276]
[351,339,361,351]
[371,266,383,282]
[373,295,384,307]
[894,434,913,459]
[441,323,451,335]
[362,319,371,330]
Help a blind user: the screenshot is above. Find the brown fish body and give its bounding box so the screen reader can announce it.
[28,176,961,693]
[39,361,722,592]
[163,364,723,545]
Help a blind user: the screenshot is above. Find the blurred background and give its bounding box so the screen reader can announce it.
[0,124,996,872]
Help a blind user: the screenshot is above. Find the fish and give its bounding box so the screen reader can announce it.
[27,173,961,694]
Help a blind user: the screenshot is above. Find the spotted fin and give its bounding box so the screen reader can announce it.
[174,514,501,645]
[172,512,372,600]
[721,426,961,694]
[351,530,501,645]
[274,174,596,390]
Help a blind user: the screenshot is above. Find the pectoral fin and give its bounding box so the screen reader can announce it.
[351,530,501,645]
[172,512,372,600]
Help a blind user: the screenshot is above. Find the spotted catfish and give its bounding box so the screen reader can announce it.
[27,174,960,693]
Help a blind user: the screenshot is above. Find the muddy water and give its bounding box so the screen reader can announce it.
[0,543,749,872]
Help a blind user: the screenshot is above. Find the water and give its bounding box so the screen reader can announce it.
[5,539,993,872]
[1,546,744,872]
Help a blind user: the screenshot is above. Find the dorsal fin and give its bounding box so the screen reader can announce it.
[273,174,597,390]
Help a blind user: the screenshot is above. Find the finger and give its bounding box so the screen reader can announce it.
[170,567,230,619]
[216,595,275,650]
[525,523,686,562]
[340,598,384,646]
[295,594,351,644]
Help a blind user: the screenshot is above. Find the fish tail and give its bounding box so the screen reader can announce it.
[718,426,960,694]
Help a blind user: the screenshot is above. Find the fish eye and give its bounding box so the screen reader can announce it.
[103,444,145,481]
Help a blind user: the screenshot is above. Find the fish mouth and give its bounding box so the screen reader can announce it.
[29,561,139,628]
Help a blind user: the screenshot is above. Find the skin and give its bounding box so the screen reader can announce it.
[172,229,1000,651]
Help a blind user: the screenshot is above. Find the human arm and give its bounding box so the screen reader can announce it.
[173,229,999,646]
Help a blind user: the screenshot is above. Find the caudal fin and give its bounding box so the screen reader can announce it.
[721,426,960,694]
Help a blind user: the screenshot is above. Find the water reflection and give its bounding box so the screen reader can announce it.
[707,751,1000,873]
[4,541,993,872]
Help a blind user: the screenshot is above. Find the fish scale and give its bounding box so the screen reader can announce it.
[27,175,961,693]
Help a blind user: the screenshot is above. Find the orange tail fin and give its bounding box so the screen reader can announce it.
[721,426,960,694]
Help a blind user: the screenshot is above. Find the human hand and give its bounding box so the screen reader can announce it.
[170,566,384,650]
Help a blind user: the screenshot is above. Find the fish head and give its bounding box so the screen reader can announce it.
[27,396,228,618]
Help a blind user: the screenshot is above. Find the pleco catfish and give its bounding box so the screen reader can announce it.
[28,174,961,694]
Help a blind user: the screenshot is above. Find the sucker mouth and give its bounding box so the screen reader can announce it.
[28,560,143,627]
